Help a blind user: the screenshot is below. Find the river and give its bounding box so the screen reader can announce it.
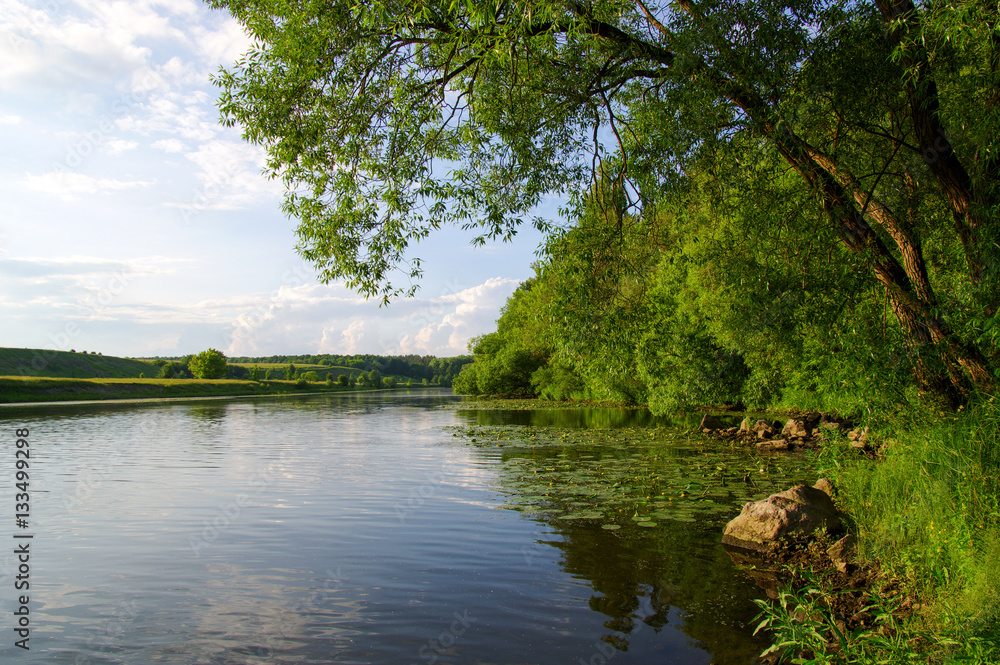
[0,390,810,664]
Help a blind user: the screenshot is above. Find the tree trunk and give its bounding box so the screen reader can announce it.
[774,130,994,402]
[875,0,997,282]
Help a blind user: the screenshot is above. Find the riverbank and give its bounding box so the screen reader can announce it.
[782,397,1000,664]
[455,394,1000,663]
[0,376,391,404]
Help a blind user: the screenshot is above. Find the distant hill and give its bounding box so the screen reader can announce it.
[0,348,154,379]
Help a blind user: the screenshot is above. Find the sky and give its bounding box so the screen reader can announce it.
[0,0,551,359]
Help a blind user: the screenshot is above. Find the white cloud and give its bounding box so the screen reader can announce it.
[114,86,218,140]
[105,139,138,154]
[75,0,187,42]
[0,114,21,124]
[152,0,200,17]
[152,138,185,152]
[0,1,155,91]
[189,14,253,66]
[22,171,154,200]
[218,277,520,357]
[0,256,188,290]
[0,255,195,335]
[398,277,520,355]
[164,139,282,211]
[327,320,386,355]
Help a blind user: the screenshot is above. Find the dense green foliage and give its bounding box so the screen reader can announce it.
[189,348,229,379]
[835,402,1000,621]
[750,400,1000,663]
[228,353,471,386]
[214,0,998,405]
[453,278,555,396]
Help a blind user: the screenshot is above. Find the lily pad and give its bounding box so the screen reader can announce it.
[451,418,816,532]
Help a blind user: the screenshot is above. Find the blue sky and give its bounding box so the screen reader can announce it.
[0,0,551,359]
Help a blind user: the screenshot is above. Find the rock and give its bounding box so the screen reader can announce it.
[827,534,857,563]
[739,417,752,433]
[754,420,776,439]
[756,439,791,451]
[813,478,836,497]
[819,413,853,431]
[781,418,811,439]
[803,412,822,428]
[699,414,727,431]
[722,484,844,551]
[848,427,870,448]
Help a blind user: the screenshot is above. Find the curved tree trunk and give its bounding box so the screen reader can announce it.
[875,0,998,284]
[772,127,994,403]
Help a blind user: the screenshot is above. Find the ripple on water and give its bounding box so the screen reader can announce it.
[0,393,784,664]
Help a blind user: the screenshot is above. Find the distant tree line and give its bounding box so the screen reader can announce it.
[145,353,472,386]
[227,354,472,386]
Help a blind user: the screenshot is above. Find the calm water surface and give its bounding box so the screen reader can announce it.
[0,391,786,664]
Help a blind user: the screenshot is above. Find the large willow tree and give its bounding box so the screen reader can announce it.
[211,0,999,403]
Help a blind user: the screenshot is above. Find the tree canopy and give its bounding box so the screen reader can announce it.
[189,348,229,379]
[212,0,999,403]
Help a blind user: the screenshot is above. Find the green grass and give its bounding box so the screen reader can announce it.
[0,347,154,378]
[458,395,1000,662]
[756,396,1000,663]
[0,376,384,404]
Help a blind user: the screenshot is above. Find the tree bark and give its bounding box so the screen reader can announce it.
[610,1,996,401]
[771,124,994,401]
[875,0,997,281]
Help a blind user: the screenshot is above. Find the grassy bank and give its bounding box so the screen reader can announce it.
[0,347,153,378]
[754,397,1000,663]
[0,376,384,404]
[459,394,1000,662]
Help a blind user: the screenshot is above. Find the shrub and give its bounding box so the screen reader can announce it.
[189,349,228,379]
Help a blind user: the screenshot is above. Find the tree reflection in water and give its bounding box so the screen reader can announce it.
[456,406,815,664]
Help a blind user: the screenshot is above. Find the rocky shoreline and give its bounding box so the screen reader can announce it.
[693,410,924,661]
[718,475,918,662]
[697,412,874,454]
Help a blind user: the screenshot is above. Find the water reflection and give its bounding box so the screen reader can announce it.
[456,407,814,664]
[0,393,790,664]
[457,405,691,429]
[546,518,768,662]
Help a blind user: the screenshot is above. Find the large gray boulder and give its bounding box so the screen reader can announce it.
[722,482,843,551]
